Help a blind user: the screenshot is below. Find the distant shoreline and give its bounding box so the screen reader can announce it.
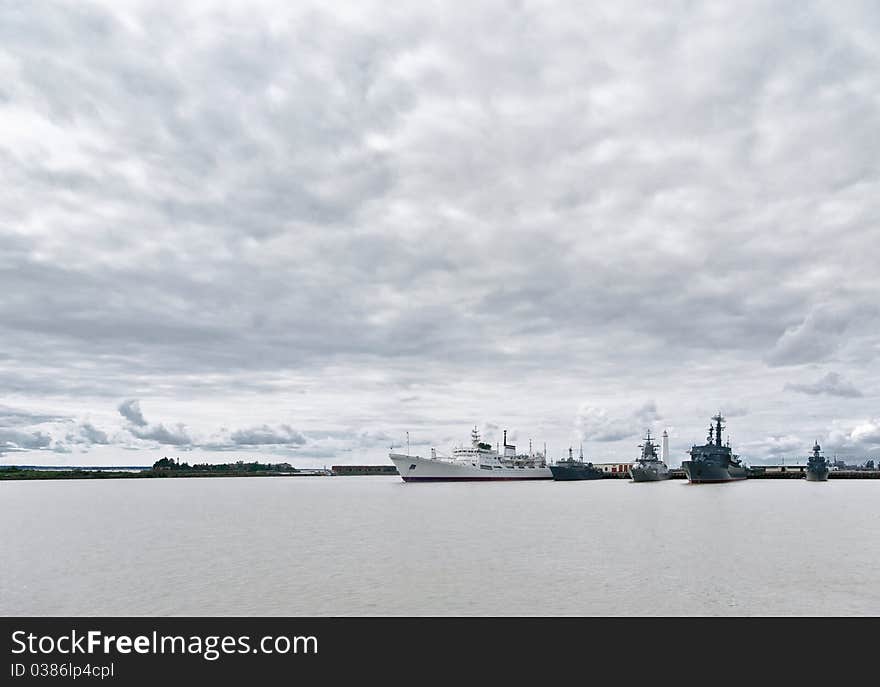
[0,468,332,480]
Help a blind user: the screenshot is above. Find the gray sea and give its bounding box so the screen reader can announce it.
[2,476,879,616]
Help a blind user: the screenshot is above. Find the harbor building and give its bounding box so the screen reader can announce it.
[332,465,399,475]
[593,462,633,476]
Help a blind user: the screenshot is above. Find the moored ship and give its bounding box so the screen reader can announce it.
[805,441,830,482]
[390,428,552,482]
[681,413,748,483]
[630,430,670,482]
[549,446,604,481]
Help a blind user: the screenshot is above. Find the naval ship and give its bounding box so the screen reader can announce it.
[389,428,552,482]
[549,446,604,481]
[805,441,830,482]
[681,413,748,483]
[630,430,670,482]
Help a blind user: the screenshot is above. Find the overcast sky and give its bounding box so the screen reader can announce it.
[2,0,879,467]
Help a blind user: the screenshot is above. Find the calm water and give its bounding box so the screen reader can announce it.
[2,476,879,616]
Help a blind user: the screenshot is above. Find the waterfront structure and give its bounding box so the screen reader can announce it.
[630,430,670,482]
[757,465,806,476]
[592,462,633,476]
[331,465,399,475]
[549,446,604,481]
[681,413,748,483]
[389,428,552,482]
[806,442,830,482]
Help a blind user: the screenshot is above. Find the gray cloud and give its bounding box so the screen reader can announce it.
[764,307,855,367]
[825,418,880,458]
[785,372,863,398]
[1,2,879,465]
[721,405,749,418]
[743,434,804,462]
[0,406,66,427]
[576,402,661,443]
[634,401,661,425]
[79,422,110,445]
[117,398,192,446]
[0,428,52,450]
[129,423,192,447]
[118,400,147,427]
[228,425,306,447]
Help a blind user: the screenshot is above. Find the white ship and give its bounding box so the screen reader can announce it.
[390,428,553,482]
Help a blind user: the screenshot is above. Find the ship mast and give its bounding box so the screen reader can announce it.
[712,413,725,447]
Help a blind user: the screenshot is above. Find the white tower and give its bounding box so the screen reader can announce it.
[662,430,670,465]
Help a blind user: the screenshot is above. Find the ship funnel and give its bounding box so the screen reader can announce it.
[502,429,515,457]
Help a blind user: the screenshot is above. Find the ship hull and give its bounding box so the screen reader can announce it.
[390,454,552,482]
[630,464,670,482]
[549,465,604,481]
[682,460,748,483]
[805,469,829,482]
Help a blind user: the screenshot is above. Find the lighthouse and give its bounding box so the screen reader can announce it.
[662,430,670,465]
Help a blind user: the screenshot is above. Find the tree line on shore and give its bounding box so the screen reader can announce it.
[152,457,294,472]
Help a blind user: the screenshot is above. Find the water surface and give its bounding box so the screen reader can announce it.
[2,476,879,615]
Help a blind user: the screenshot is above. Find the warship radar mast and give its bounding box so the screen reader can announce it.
[711,413,725,447]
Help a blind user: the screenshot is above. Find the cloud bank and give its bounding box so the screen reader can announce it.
[1,1,879,465]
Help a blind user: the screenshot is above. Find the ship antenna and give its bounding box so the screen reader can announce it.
[712,412,725,447]
[406,431,410,456]
[579,443,584,460]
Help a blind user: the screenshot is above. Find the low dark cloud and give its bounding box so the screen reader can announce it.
[118,400,147,427]
[228,425,306,446]
[79,422,110,445]
[116,398,192,446]
[785,372,863,398]
[129,423,192,447]
[0,428,52,450]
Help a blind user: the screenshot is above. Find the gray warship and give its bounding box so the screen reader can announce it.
[805,441,830,482]
[549,446,604,481]
[630,430,670,482]
[681,413,748,483]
